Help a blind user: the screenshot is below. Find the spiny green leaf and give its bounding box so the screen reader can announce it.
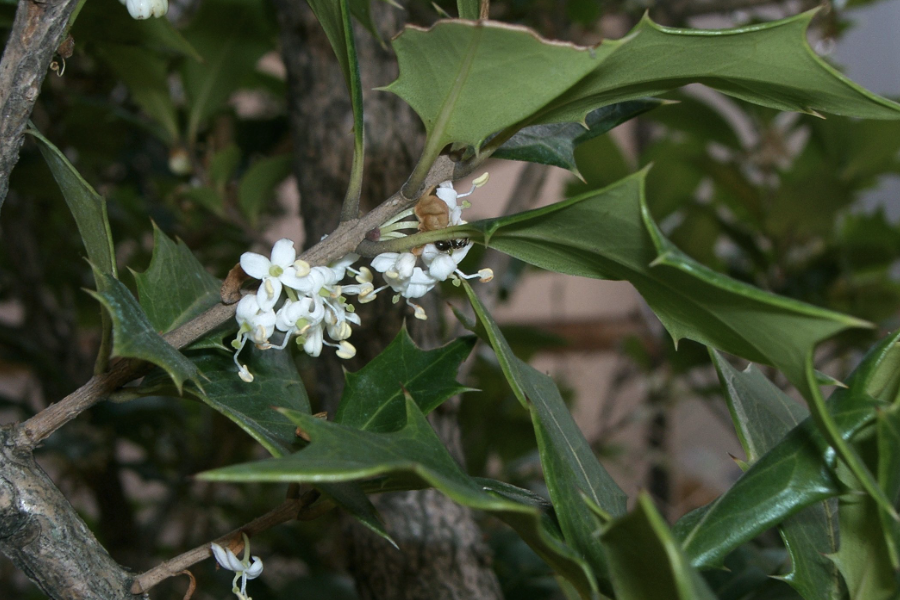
[711,351,808,464]
[492,100,661,174]
[181,347,309,456]
[455,169,868,397]
[674,330,900,569]
[199,397,598,598]
[132,223,221,340]
[828,464,899,600]
[336,326,475,432]
[90,273,201,393]
[462,281,626,590]
[602,494,717,600]
[28,127,117,285]
[384,20,606,155]
[457,0,479,19]
[537,11,900,125]
[710,351,843,600]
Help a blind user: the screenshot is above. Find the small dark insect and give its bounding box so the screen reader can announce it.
[435,238,469,253]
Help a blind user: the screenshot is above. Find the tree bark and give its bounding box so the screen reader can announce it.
[0,429,133,599]
[272,2,503,598]
[0,0,80,210]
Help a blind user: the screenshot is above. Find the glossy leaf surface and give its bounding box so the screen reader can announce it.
[200,397,598,598]
[602,494,717,600]
[463,281,626,588]
[132,224,221,338]
[456,170,868,395]
[710,351,842,600]
[675,331,900,569]
[336,326,475,432]
[492,100,661,174]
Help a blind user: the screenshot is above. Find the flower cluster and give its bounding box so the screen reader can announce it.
[233,178,491,381]
[368,176,493,320]
[119,0,168,19]
[211,534,263,600]
[233,240,372,382]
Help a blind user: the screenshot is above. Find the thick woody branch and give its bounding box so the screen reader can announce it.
[0,0,80,210]
[0,428,134,599]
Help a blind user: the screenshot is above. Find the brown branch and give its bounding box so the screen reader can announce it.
[0,0,81,210]
[130,490,321,594]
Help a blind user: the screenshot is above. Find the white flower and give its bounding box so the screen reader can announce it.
[241,239,301,311]
[119,0,168,19]
[236,295,276,346]
[211,533,263,600]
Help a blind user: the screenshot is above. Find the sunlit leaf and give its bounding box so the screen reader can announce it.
[336,326,475,432]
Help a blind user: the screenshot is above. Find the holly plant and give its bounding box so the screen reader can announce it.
[1,0,899,599]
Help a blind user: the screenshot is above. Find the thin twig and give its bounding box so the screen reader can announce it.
[130,491,320,594]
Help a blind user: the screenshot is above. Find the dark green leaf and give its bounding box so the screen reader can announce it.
[601,494,717,600]
[183,346,309,456]
[538,11,900,125]
[456,170,868,397]
[28,127,117,284]
[210,144,241,192]
[462,281,626,589]
[384,20,605,159]
[828,469,899,600]
[877,406,900,574]
[492,100,661,174]
[674,330,900,569]
[132,223,221,341]
[200,397,598,598]
[709,351,842,600]
[336,326,475,432]
[90,273,201,393]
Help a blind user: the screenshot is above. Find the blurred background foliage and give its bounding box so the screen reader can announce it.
[1,0,898,598]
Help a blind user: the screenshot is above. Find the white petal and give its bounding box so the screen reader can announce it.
[256,278,282,311]
[421,244,440,264]
[210,543,232,570]
[395,253,417,279]
[270,239,297,267]
[450,242,472,264]
[403,268,436,299]
[428,255,457,281]
[304,327,324,357]
[241,252,272,279]
[435,186,458,208]
[149,0,167,17]
[245,557,264,579]
[236,295,261,324]
[371,253,401,273]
